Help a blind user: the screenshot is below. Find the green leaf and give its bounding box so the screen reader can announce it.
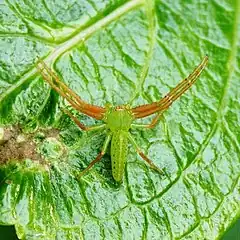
[0,0,239,239]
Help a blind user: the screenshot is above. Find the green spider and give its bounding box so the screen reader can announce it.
[37,56,208,182]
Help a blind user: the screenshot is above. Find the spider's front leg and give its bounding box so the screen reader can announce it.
[131,56,209,119]
[36,59,106,120]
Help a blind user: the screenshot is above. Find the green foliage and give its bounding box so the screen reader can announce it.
[0,0,239,239]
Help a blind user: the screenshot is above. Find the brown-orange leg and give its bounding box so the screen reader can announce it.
[36,59,106,120]
[78,133,112,178]
[131,112,163,129]
[128,133,164,174]
[61,108,106,131]
[131,56,209,118]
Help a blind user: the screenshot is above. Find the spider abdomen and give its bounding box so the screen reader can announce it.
[111,130,128,182]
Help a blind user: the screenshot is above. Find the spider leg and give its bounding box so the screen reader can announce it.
[128,133,164,174]
[61,108,106,131]
[78,133,112,178]
[131,55,209,118]
[36,59,106,120]
[131,112,163,129]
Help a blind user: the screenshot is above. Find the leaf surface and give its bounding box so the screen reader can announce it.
[0,0,239,239]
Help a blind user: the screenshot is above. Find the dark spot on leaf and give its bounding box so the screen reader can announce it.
[0,125,41,164]
[0,125,60,165]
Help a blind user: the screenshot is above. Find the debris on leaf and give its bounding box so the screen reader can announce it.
[0,125,62,165]
[0,125,42,164]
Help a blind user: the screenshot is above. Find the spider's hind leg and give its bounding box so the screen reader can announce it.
[78,133,112,178]
[128,133,164,175]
